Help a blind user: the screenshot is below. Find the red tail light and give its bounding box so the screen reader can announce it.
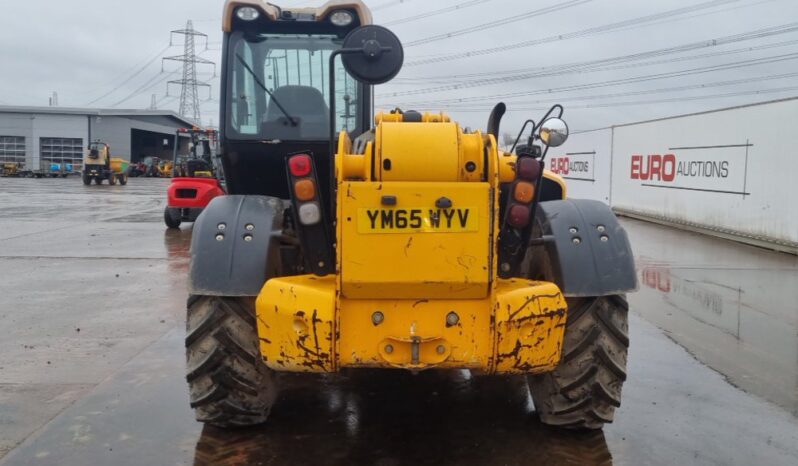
[517,157,541,181]
[507,204,531,228]
[288,154,312,177]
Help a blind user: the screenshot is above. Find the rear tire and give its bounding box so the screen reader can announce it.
[186,296,277,427]
[528,295,629,430]
[119,175,128,185]
[82,174,91,185]
[108,175,116,186]
[164,207,182,229]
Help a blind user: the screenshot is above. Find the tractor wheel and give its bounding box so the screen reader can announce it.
[164,207,182,229]
[119,175,128,185]
[185,296,277,427]
[528,295,629,430]
[108,175,117,186]
[82,174,91,185]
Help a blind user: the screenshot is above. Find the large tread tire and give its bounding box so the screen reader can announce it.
[186,296,277,428]
[164,207,182,229]
[529,295,629,430]
[82,174,91,185]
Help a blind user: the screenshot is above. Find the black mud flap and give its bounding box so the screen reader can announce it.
[189,195,284,296]
[528,199,638,297]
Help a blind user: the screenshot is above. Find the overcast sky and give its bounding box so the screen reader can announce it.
[1,0,797,136]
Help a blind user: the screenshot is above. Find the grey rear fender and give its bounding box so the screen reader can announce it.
[525,199,638,297]
[189,195,285,296]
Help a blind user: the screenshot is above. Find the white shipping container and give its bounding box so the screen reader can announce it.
[610,97,798,251]
[549,128,613,203]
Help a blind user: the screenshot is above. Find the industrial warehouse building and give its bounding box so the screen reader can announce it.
[0,105,197,172]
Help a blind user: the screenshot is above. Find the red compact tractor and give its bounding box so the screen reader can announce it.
[164,128,225,229]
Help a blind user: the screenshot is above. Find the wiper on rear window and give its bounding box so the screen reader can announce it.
[235,54,298,127]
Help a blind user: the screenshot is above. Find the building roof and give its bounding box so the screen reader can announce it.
[0,105,198,128]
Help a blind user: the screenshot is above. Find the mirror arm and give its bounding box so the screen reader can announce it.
[510,119,536,153]
[533,104,564,134]
[539,144,552,163]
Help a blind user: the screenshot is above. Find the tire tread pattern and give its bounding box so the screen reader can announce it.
[185,296,276,427]
[528,295,629,430]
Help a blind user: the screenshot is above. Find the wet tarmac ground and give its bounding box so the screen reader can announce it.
[1,177,797,465]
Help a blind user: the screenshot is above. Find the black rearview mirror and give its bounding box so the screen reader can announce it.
[340,25,404,85]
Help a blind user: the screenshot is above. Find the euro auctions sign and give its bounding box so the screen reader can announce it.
[629,142,752,196]
[549,152,595,182]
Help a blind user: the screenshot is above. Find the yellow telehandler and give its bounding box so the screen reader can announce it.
[184,0,637,431]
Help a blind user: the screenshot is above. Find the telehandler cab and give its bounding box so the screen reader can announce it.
[185,0,637,430]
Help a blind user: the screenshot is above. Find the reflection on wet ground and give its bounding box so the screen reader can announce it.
[622,219,798,415]
[2,179,798,465]
[196,372,612,466]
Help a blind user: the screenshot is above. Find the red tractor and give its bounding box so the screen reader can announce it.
[164,128,225,229]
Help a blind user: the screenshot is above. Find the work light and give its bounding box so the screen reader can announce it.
[330,10,354,26]
[236,7,260,21]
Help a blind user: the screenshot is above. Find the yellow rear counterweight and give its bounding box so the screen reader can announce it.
[256,111,568,373]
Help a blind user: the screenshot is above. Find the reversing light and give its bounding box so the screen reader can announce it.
[236,6,260,21]
[507,204,531,228]
[294,179,316,202]
[516,157,541,181]
[288,154,312,177]
[513,181,535,204]
[330,10,354,26]
[298,203,322,225]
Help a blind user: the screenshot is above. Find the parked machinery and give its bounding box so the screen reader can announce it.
[1,162,22,177]
[82,141,129,185]
[184,0,637,431]
[164,127,225,229]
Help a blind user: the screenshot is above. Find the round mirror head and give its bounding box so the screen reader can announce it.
[539,118,569,147]
[341,25,404,85]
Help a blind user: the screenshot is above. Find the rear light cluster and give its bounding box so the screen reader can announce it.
[288,154,321,226]
[505,156,542,229]
[285,152,334,277]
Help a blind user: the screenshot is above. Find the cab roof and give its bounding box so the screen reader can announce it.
[223,0,372,32]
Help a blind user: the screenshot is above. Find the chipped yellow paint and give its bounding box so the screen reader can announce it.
[257,276,567,373]
[494,279,568,374]
[255,275,336,373]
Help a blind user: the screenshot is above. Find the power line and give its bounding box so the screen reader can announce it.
[84,44,172,106]
[110,70,181,108]
[404,0,592,47]
[110,54,218,109]
[387,52,798,106]
[436,86,798,112]
[404,0,746,66]
[381,26,798,97]
[383,0,493,26]
[392,22,798,84]
[432,71,798,110]
[372,0,417,12]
